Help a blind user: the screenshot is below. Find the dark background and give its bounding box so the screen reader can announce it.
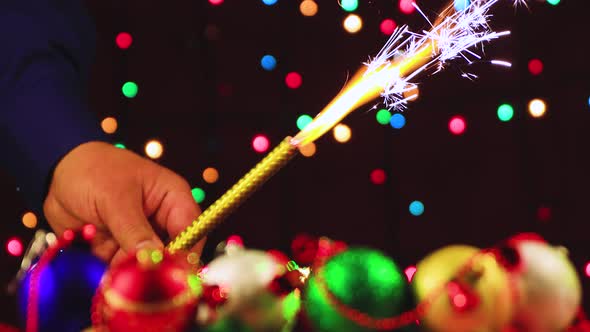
[1,0,589,326]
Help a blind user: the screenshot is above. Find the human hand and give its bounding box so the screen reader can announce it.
[43,141,205,264]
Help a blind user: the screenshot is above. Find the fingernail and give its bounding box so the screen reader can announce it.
[136,240,162,250]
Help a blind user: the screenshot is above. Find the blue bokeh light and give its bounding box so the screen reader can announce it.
[261,55,277,71]
[390,113,406,129]
[262,0,278,5]
[454,0,470,11]
[409,200,425,216]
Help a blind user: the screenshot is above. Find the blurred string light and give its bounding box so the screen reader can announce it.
[6,237,23,257]
[122,81,138,98]
[370,169,387,185]
[191,187,206,204]
[296,114,313,130]
[115,32,133,50]
[300,0,318,16]
[298,142,317,157]
[449,115,466,135]
[340,0,358,12]
[546,0,560,5]
[145,139,163,159]
[101,117,118,134]
[454,0,470,11]
[203,167,219,184]
[389,113,406,129]
[376,109,392,125]
[285,72,303,89]
[333,123,351,143]
[262,0,278,6]
[399,0,416,14]
[409,200,424,216]
[497,103,514,122]
[114,143,126,149]
[528,98,547,118]
[343,14,362,34]
[252,134,270,153]
[209,0,224,5]
[528,58,544,75]
[380,19,397,35]
[22,211,37,229]
[260,55,277,71]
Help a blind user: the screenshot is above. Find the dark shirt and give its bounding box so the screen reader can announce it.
[0,0,106,214]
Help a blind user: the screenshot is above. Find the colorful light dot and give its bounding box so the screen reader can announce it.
[546,0,560,5]
[22,211,37,229]
[114,143,126,149]
[191,187,206,204]
[298,142,317,157]
[203,167,219,184]
[402,85,419,101]
[448,115,466,135]
[122,81,138,98]
[82,224,97,241]
[585,262,590,278]
[340,0,358,12]
[209,0,224,5]
[370,169,387,185]
[404,266,417,282]
[537,206,551,222]
[343,14,363,34]
[261,55,277,71]
[285,72,303,89]
[262,0,278,6]
[379,19,397,35]
[528,58,544,75]
[528,98,547,118]
[390,113,406,129]
[252,134,270,153]
[376,109,392,125]
[145,140,163,159]
[101,117,118,134]
[333,123,352,143]
[115,32,133,50]
[6,237,23,257]
[497,104,514,122]
[454,0,470,11]
[300,0,318,16]
[409,200,424,216]
[296,114,313,130]
[63,229,75,241]
[399,0,416,14]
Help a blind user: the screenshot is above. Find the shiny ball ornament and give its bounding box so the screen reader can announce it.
[94,249,200,332]
[502,234,582,332]
[412,245,514,332]
[303,247,415,332]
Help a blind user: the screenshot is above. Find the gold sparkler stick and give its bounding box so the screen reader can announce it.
[168,137,297,253]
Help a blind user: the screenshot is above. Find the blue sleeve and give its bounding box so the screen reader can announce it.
[0,1,107,215]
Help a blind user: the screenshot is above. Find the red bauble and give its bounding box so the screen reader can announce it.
[94,249,199,332]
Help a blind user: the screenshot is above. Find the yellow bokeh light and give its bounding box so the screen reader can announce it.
[298,142,317,157]
[528,98,547,118]
[22,212,37,229]
[145,140,164,159]
[101,117,118,134]
[203,167,219,184]
[343,14,363,34]
[45,232,57,245]
[333,124,352,143]
[403,85,419,101]
[300,0,318,17]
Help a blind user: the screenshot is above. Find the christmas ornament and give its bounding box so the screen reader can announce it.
[93,249,200,332]
[412,245,514,332]
[303,247,416,332]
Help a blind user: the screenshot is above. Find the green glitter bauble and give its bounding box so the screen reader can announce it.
[303,247,416,332]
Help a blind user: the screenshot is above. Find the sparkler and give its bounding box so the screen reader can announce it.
[168,0,521,253]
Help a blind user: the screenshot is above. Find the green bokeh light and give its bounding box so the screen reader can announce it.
[191,187,205,204]
[497,104,514,122]
[296,114,313,130]
[122,81,138,98]
[376,109,392,125]
[114,143,126,149]
[340,0,358,12]
[546,0,560,5]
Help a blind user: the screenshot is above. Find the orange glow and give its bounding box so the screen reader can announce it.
[300,0,318,16]
[22,211,37,229]
[203,167,219,184]
[403,85,420,101]
[101,117,118,134]
[145,140,164,159]
[298,142,317,157]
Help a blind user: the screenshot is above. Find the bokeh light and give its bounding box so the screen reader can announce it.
[115,32,133,50]
[6,237,23,257]
[145,140,163,159]
[448,115,466,135]
[380,19,397,35]
[262,0,278,6]
[122,81,138,98]
[285,72,303,89]
[546,0,560,5]
[528,98,547,118]
[528,58,544,75]
[404,266,417,282]
[209,0,224,5]
[22,211,37,229]
[402,85,419,101]
[370,169,387,185]
[100,117,118,134]
[390,113,406,129]
[340,0,358,12]
[343,14,363,34]
[399,0,416,14]
[585,262,590,278]
[300,0,318,16]
[261,54,277,71]
[298,142,317,157]
[252,134,270,153]
[376,109,391,125]
[114,143,126,149]
[297,114,313,130]
[203,167,219,184]
[82,224,97,241]
[409,200,424,216]
[497,104,514,122]
[191,187,206,204]
[333,124,352,143]
[454,0,470,11]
